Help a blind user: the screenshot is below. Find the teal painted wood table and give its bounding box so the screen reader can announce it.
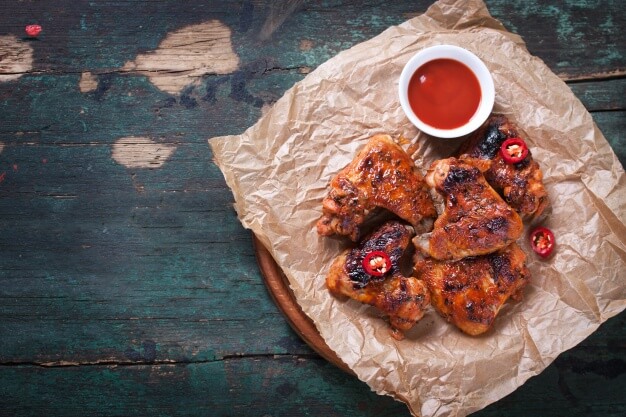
[0,1,624,416]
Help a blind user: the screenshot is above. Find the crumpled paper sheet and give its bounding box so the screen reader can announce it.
[209,0,626,415]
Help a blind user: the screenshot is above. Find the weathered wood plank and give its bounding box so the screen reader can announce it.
[0,73,622,151]
[569,78,626,112]
[485,0,626,80]
[0,330,624,417]
[0,0,623,80]
[0,357,406,417]
[592,111,626,166]
[1,106,622,363]
[0,97,623,365]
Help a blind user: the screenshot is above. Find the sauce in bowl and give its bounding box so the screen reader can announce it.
[407,58,481,130]
[398,45,494,138]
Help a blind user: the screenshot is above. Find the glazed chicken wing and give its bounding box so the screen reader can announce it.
[458,114,549,221]
[317,134,437,242]
[413,158,523,260]
[326,221,430,339]
[415,242,530,336]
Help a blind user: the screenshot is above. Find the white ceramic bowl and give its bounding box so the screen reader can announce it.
[398,45,495,138]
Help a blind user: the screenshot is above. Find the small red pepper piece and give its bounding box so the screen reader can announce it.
[530,226,555,258]
[500,137,529,164]
[362,250,392,277]
[25,24,42,37]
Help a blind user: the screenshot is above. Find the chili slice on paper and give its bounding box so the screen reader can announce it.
[530,226,556,258]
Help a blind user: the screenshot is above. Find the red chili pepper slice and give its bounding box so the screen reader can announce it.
[530,226,555,258]
[362,250,392,277]
[25,24,42,37]
[500,137,529,164]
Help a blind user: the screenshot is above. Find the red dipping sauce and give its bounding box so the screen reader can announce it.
[407,58,481,130]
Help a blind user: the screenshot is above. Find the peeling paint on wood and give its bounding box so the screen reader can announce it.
[0,36,34,82]
[111,137,177,168]
[122,20,240,94]
[78,71,98,92]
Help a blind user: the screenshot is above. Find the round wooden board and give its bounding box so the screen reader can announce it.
[252,234,353,375]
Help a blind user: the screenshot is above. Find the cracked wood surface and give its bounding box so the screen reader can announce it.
[0,1,624,416]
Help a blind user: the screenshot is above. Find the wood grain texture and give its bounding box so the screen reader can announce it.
[0,1,624,416]
[0,317,624,417]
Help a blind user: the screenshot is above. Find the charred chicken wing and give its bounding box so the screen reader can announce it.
[326,220,430,339]
[458,114,549,221]
[415,242,530,336]
[316,134,437,242]
[413,158,523,260]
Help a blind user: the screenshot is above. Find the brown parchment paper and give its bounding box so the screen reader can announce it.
[209,0,626,416]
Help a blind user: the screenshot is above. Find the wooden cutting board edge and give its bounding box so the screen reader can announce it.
[252,234,354,375]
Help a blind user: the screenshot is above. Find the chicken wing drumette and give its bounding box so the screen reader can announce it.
[413,157,523,260]
[316,134,436,242]
[458,114,549,221]
[326,220,430,339]
[414,242,530,336]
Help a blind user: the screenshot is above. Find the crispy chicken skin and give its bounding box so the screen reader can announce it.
[413,158,523,260]
[326,221,430,339]
[458,114,549,221]
[316,134,437,242]
[415,242,530,336]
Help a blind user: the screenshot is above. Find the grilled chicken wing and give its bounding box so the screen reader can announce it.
[326,220,430,339]
[317,134,437,242]
[413,158,523,260]
[415,242,530,336]
[458,114,549,221]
